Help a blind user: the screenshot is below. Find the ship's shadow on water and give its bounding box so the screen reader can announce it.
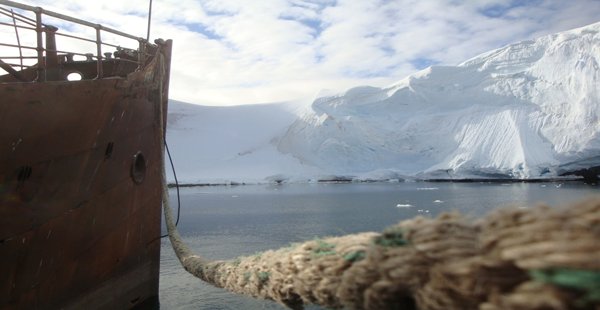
[159,182,597,309]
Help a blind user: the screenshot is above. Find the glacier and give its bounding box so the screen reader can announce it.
[277,22,600,180]
[166,22,600,184]
[165,100,323,184]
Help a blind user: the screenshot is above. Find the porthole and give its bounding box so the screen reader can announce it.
[131,152,146,184]
[66,72,83,81]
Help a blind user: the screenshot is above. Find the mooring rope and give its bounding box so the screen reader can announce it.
[162,172,600,310]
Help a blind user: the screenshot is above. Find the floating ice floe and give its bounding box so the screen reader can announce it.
[396,204,414,208]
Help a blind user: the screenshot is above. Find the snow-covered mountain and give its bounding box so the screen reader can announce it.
[278,21,600,180]
[167,22,600,184]
[165,100,321,184]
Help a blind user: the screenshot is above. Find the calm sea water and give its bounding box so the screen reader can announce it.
[159,181,598,309]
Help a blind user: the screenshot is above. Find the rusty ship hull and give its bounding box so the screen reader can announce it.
[0,1,171,308]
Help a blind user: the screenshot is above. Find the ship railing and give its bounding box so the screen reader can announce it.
[0,0,151,82]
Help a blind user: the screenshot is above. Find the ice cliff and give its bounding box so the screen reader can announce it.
[277,22,600,180]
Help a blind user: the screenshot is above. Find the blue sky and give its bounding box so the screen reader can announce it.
[10,0,600,105]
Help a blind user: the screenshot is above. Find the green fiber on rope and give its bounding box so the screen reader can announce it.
[312,239,336,257]
[529,268,600,305]
[374,227,408,247]
[343,250,366,262]
[257,271,270,283]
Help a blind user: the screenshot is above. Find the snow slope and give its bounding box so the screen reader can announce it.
[277,22,600,179]
[165,100,321,184]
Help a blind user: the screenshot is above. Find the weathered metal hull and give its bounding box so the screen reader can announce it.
[0,41,171,309]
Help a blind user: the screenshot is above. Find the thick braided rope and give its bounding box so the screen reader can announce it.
[163,190,600,310]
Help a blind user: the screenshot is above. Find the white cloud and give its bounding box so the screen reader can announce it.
[4,0,600,105]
